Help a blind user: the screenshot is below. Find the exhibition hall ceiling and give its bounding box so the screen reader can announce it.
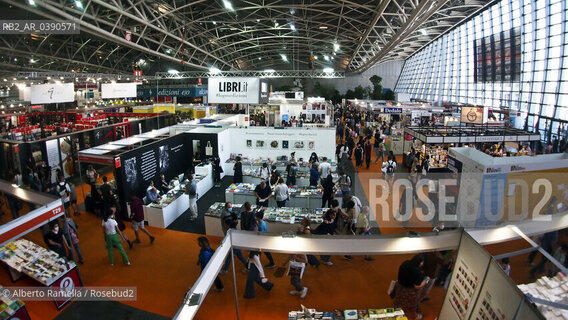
[0,0,489,76]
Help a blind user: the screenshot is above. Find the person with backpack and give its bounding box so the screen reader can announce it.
[286,162,298,186]
[382,154,397,194]
[56,176,72,212]
[197,236,224,292]
[338,173,352,203]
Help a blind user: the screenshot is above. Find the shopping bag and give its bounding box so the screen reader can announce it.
[205,141,213,156]
[388,280,397,299]
[286,261,306,279]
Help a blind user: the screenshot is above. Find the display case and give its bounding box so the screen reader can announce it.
[225,183,342,209]
[204,202,325,237]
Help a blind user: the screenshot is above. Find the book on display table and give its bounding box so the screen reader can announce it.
[288,307,406,320]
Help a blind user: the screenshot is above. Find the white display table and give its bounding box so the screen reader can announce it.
[144,165,213,228]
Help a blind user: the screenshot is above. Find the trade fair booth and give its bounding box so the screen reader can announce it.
[403,126,541,171]
[449,147,568,228]
[0,181,84,314]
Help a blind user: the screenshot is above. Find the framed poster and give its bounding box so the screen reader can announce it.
[255,140,265,148]
[308,141,315,149]
[293,141,305,149]
[246,140,252,148]
[269,140,279,149]
[282,140,289,149]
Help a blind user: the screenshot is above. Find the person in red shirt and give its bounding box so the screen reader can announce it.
[129,195,155,244]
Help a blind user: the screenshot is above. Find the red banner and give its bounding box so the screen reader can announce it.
[0,203,64,246]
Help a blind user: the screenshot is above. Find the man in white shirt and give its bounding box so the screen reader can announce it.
[258,163,270,181]
[382,155,397,194]
[318,157,331,180]
[56,176,72,210]
[339,145,349,161]
[274,179,289,208]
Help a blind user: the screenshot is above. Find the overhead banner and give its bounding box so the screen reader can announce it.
[136,87,207,98]
[208,77,261,104]
[101,83,137,99]
[383,107,403,114]
[461,106,487,124]
[30,83,74,104]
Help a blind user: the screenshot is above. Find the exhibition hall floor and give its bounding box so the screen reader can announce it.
[0,165,553,319]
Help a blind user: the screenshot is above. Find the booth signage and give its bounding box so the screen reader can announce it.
[50,267,83,309]
[447,156,463,173]
[30,83,74,104]
[136,87,207,98]
[208,77,261,104]
[0,201,65,246]
[383,107,402,114]
[476,136,504,142]
[101,83,137,99]
[460,106,487,124]
[259,79,269,104]
[18,86,31,101]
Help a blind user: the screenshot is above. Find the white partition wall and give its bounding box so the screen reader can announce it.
[225,127,336,161]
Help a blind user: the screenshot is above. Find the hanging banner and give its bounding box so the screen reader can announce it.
[208,77,261,104]
[136,87,207,98]
[259,79,269,104]
[383,107,403,114]
[101,83,137,99]
[30,83,74,104]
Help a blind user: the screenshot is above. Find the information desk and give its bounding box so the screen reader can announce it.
[144,170,212,228]
[242,170,339,187]
[223,158,337,176]
[204,202,325,237]
[225,183,342,209]
[289,307,407,319]
[0,240,83,310]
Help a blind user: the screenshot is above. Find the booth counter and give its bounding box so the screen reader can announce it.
[223,158,337,177]
[204,202,324,237]
[144,165,213,228]
[225,183,342,209]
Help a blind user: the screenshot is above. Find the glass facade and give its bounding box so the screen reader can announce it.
[395,0,567,143]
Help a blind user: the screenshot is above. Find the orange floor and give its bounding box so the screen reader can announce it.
[1,163,550,320]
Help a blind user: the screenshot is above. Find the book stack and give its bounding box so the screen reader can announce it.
[518,273,568,319]
[0,285,25,319]
[288,308,406,320]
[0,239,76,286]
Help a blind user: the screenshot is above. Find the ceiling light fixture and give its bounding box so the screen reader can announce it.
[290,24,296,31]
[74,0,83,8]
[323,67,334,73]
[420,29,428,36]
[333,42,340,52]
[274,22,279,28]
[167,69,179,74]
[319,26,327,29]
[209,67,221,74]
[324,55,329,61]
[280,54,287,61]
[314,56,318,60]
[28,0,35,5]
[264,69,275,73]
[222,0,233,11]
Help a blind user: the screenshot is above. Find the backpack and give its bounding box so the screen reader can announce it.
[241,210,258,231]
[386,161,395,174]
[58,182,69,198]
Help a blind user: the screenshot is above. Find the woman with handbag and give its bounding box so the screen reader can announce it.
[288,253,308,298]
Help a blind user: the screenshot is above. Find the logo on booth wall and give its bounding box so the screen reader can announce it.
[510,165,526,172]
[60,276,75,293]
[467,109,478,122]
[486,167,502,173]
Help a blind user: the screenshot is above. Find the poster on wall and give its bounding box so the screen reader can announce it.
[449,258,480,318]
[308,141,315,149]
[246,140,252,148]
[92,127,114,146]
[293,141,305,149]
[460,106,487,124]
[101,83,137,99]
[207,77,261,104]
[255,140,265,148]
[45,139,60,184]
[269,140,279,149]
[119,134,191,200]
[282,140,289,149]
[58,137,75,178]
[31,83,74,104]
